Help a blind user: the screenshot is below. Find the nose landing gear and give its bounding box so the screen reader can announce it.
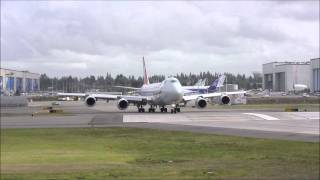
[170,107,180,114]
[170,104,180,114]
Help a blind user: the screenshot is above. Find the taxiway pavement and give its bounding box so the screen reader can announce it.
[1,101,319,142]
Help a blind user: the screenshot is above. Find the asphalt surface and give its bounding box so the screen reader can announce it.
[1,101,319,142]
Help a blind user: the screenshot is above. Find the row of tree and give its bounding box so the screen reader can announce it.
[40,72,262,93]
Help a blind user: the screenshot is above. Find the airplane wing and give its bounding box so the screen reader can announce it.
[57,93,87,97]
[92,94,151,103]
[113,86,141,90]
[183,91,246,101]
[57,92,151,104]
[183,92,221,101]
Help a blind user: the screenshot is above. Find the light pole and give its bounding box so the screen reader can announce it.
[51,78,53,95]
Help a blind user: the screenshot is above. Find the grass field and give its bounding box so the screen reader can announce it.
[1,128,319,179]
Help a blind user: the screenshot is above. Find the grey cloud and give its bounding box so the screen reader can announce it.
[272,1,319,22]
[1,1,319,77]
[237,18,290,42]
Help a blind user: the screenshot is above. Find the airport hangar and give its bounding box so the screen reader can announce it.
[0,68,40,95]
[262,58,320,93]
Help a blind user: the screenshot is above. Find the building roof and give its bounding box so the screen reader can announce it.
[0,68,40,76]
[263,61,310,66]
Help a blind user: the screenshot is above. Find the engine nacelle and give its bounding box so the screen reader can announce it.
[221,95,230,105]
[117,98,129,110]
[195,97,207,109]
[85,96,96,107]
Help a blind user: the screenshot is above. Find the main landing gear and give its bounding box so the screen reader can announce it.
[137,105,180,113]
[137,105,145,113]
[160,106,168,113]
[137,105,156,113]
[148,106,156,113]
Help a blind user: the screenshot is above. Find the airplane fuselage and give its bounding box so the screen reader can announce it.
[137,77,183,106]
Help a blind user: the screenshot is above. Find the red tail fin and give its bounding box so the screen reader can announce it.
[143,57,149,85]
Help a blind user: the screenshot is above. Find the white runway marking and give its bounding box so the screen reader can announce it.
[243,113,280,120]
[123,115,188,123]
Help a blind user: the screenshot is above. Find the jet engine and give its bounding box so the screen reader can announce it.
[85,96,96,107]
[195,97,207,109]
[117,98,129,110]
[221,95,230,105]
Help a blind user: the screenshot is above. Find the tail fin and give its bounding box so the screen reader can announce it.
[200,78,207,86]
[194,79,203,86]
[208,75,225,91]
[142,57,149,85]
[217,75,225,87]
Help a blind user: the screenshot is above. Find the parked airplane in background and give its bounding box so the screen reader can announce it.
[194,78,206,86]
[58,57,245,113]
[183,75,225,94]
[293,84,308,92]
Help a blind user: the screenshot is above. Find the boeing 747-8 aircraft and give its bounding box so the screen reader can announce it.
[58,58,245,113]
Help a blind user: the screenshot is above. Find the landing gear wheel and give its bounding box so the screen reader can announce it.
[148,107,156,113]
[170,108,178,114]
[160,106,167,113]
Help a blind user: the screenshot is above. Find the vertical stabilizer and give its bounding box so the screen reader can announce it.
[217,75,226,88]
[208,75,226,92]
[200,78,207,86]
[194,79,202,86]
[143,57,150,85]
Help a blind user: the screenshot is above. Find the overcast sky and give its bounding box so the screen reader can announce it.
[1,1,319,77]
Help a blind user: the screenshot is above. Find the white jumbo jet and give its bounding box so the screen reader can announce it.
[58,57,246,113]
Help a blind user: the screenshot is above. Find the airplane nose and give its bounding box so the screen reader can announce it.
[176,85,183,96]
[173,83,184,100]
[161,78,184,103]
